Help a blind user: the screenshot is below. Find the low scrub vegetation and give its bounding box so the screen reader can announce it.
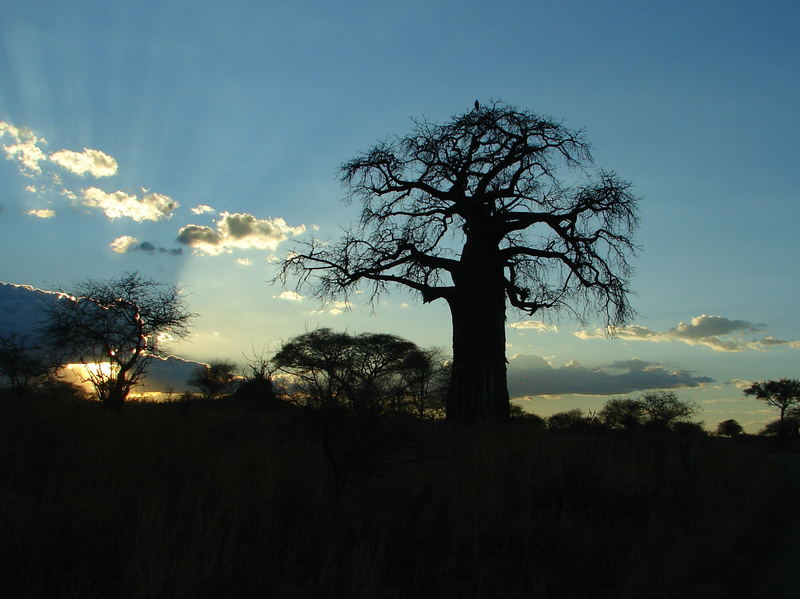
[0,388,786,598]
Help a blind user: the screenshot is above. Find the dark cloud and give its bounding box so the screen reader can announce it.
[176,224,220,247]
[135,355,204,392]
[110,235,182,256]
[507,354,713,398]
[0,282,61,337]
[668,315,763,340]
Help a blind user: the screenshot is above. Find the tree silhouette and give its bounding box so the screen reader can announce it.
[0,333,55,391]
[279,101,639,420]
[188,360,238,400]
[716,419,743,437]
[598,397,645,430]
[744,379,800,423]
[42,272,193,405]
[637,391,698,429]
[273,328,444,417]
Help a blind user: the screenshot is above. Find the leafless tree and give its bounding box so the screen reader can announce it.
[42,272,193,405]
[279,101,639,420]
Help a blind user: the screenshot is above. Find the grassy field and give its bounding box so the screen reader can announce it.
[0,391,787,598]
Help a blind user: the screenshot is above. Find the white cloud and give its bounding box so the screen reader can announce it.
[310,301,349,315]
[110,235,140,253]
[0,121,48,176]
[236,258,252,266]
[50,148,118,177]
[508,320,559,332]
[574,314,795,353]
[177,212,305,255]
[25,209,56,219]
[80,187,178,221]
[191,204,215,215]
[276,290,304,301]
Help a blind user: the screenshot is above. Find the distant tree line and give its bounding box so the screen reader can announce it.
[3,269,800,442]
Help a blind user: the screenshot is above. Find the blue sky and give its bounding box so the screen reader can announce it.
[1,0,798,430]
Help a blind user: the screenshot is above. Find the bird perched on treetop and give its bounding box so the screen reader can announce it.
[474,100,480,110]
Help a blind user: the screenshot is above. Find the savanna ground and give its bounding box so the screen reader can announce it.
[0,390,790,599]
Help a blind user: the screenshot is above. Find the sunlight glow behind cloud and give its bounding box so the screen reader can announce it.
[276,290,304,301]
[0,121,47,176]
[50,148,118,177]
[81,187,179,221]
[177,212,305,254]
[25,209,55,219]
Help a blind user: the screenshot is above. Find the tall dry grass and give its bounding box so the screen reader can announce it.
[0,392,786,598]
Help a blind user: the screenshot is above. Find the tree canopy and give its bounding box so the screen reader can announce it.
[272,328,446,417]
[744,378,800,422]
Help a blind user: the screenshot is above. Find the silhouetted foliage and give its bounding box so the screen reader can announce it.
[41,272,193,405]
[596,392,698,432]
[716,419,744,437]
[0,333,56,391]
[744,378,800,423]
[272,328,446,418]
[598,397,645,430]
[226,346,280,403]
[547,408,596,432]
[758,417,800,438]
[638,391,698,429]
[509,403,546,426]
[670,421,707,437]
[188,360,238,400]
[279,101,639,421]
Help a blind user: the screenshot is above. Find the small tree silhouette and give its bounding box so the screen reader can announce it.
[716,419,744,437]
[598,397,645,430]
[638,391,698,429]
[188,360,237,400]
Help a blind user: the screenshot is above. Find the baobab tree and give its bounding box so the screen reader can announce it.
[279,101,639,420]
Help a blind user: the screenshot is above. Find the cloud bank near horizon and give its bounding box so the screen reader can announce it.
[576,314,800,352]
[507,354,713,398]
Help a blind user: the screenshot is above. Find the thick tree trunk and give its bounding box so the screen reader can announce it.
[446,292,509,421]
[445,229,510,421]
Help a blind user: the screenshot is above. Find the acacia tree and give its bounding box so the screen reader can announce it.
[744,378,800,423]
[188,360,238,400]
[273,328,442,416]
[42,272,193,405]
[279,101,639,420]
